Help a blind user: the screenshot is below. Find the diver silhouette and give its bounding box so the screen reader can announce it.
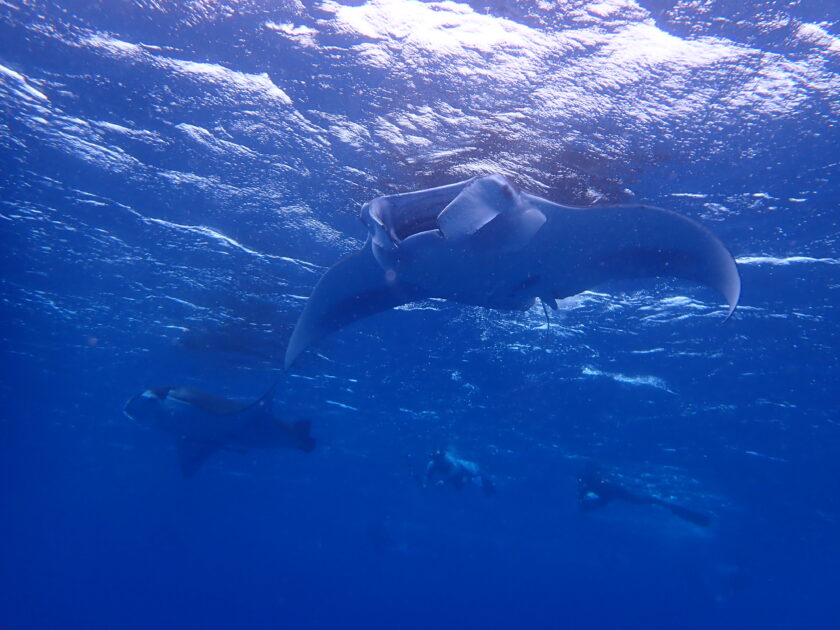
[578,466,710,527]
[423,450,496,497]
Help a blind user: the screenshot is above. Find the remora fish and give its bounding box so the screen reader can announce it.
[124,382,315,477]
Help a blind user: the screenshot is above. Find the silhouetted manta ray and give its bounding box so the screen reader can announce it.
[124,382,315,477]
[285,174,740,367]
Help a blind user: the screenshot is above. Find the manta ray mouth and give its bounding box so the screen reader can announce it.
[365,181,477,246]
[391,210,442,241]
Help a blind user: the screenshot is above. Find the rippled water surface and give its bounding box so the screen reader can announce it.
[1,1,838,628]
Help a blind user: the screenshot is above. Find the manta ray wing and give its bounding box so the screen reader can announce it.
[284,242,426,368]
[522,196,741,316]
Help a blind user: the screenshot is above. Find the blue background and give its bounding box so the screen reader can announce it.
[1,1,838,628]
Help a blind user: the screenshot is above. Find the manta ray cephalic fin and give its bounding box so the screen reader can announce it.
[438,173,546,252]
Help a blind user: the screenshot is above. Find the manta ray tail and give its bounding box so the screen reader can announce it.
[290,419,316,452]
[285,242,424,368]
[649,497,712,527]
[480,475,496,497]
[664,503,712,527]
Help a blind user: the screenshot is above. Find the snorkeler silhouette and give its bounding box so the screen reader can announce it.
[578,465,711,527]
[423,450,496,497]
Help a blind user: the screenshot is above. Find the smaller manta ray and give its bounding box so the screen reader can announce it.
[124,382,315,477]
[285,174,740,367]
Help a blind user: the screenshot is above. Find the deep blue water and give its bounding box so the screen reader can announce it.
[2,1,839,628]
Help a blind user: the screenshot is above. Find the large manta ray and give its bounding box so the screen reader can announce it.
[285,174,740,368]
